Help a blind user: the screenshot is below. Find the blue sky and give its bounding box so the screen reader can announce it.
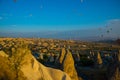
[0,0,120,38]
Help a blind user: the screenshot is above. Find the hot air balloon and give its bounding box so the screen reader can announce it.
[107,30,110,33]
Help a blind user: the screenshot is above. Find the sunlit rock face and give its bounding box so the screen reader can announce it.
[59,48,66,64]
[58,48,82,80]
[97,52,103,65]
[21,50,71,80]
[0,43,71,80]
[0,51,8,57]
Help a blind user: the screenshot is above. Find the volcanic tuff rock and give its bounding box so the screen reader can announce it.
[0,51,8,57]
[21,50,71,80]
[58,48,82,80]
[59,48,66,64]
[97,52,103,65]
[0,44,71,80]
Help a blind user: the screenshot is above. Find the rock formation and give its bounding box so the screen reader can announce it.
[0,51,8,57]
[97,52,102,65]
[0,44,71,80]
[58,48,82,80]
[21,50,71,80]
[59,48,66,64]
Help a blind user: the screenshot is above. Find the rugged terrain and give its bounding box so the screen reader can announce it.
[0,38,120,80]
[0,41,71,80]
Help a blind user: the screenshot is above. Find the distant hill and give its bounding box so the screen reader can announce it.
[97,38,120,45]
[0,29,119,41]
